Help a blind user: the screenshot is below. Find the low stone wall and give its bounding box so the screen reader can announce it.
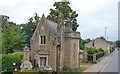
[83,52,104,63]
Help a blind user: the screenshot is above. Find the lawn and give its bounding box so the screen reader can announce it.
[80,60,94,72]
[3,61,94,74]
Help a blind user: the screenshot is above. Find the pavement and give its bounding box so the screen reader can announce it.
[83,50,116,72]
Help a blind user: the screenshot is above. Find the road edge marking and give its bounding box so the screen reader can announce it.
[99,50,117,72]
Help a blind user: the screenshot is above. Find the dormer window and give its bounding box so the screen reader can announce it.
[41,36,46,44]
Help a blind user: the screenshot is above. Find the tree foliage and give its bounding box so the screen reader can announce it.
[2,15,27,53]
[87,48,104,54]
[20,13,40,46]
[2,52,23,71]
[47,1,79,31]
[80,38,91,50]
[115,40,120,48]
[99,36,105,40]
[2,15,16,28]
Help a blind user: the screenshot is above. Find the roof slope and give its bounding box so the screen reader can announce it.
[31,14,57,40]
[47,20,57,38]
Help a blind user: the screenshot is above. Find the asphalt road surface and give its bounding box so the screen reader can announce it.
[101,49,120,73]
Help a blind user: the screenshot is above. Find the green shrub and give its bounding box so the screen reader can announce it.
[99,48,104,52]
[2,52,23,71]
[110,47,114,53]
[87,48,96,54]
[95,49,99,53]
[87,48,104,54]
[62,66,71,72]
[61,66,80,72]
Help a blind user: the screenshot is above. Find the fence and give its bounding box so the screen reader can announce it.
[96,52,104,60]
[85,52,104,62]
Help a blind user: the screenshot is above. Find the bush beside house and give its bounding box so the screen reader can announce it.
[87,48,104,54]
[2,52,23,72]
[60,66,81,72]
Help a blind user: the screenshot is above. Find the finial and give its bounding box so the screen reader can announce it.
[42,14,45,18]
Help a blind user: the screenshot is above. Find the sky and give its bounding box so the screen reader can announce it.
[0,0,119,41]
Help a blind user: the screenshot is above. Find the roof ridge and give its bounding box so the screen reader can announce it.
[47,19,57,24]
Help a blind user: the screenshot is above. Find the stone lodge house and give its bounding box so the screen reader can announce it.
[85,37,113,55]
[30,13,80,71]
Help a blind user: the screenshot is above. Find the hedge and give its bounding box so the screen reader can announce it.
[2,52,23,71]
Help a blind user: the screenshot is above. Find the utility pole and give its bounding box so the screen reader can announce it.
[118,1,120,40]
[105,27,107,40]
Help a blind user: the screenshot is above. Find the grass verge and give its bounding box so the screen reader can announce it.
[80,60,94,72]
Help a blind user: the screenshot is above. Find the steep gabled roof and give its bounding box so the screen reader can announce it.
[47,20,57,38]
[31,14,57,40]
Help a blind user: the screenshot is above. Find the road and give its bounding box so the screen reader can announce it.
[101,49,119,73]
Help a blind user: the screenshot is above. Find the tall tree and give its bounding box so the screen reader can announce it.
[2,15,27,54]
[2,24,27,53]
[2,15,16,27]
[20,13,40,46]
[47,1,79,31]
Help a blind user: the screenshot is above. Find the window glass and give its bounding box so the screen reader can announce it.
[41,36,46,44]
[43,57,46,66]
[44,36,46,44]
[40,57,42,66]
[40,57,47,66]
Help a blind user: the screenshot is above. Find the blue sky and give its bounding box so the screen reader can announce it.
[0,0,119,41]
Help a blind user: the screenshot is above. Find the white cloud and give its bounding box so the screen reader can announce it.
[0,0,19,7]
[0,0,119,41]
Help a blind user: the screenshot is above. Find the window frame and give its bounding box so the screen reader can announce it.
[40,36,46,44]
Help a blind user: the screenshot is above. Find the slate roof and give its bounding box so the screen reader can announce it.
[47,20,57,38]
[31,14,57,40]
